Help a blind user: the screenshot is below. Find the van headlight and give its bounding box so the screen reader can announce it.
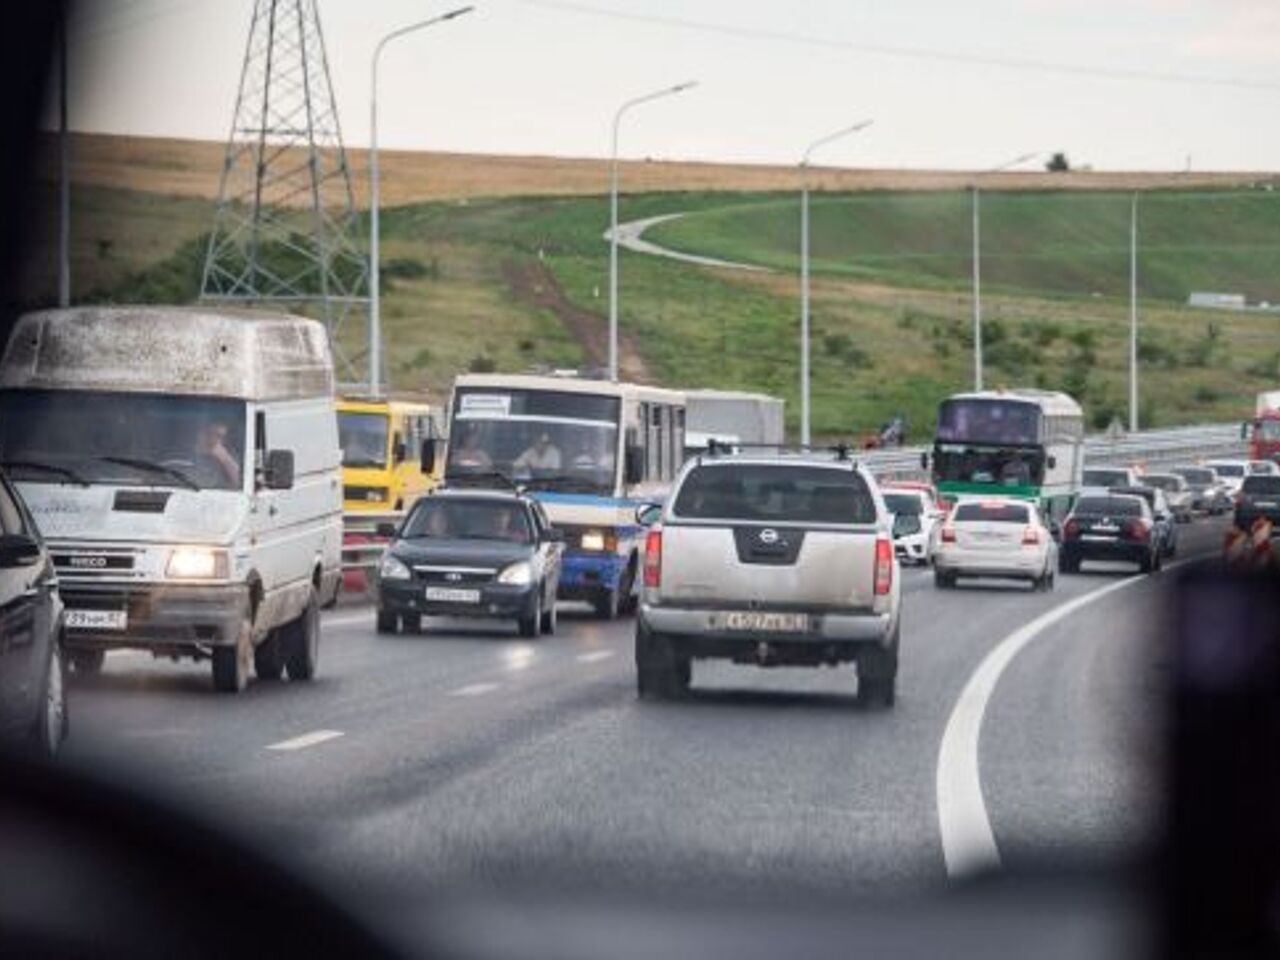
[379,553,411,581]
[497,561,533,585]
[166,548,229,579]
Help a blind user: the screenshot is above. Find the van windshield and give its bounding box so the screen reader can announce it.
[0,389,247,491]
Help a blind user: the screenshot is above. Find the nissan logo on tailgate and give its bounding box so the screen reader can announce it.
[758,529,780,545]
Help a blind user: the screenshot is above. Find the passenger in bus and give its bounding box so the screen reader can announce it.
[514,432,562,476]
[452,427,493,471]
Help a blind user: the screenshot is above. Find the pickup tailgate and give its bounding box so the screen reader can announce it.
[659,522,878,608]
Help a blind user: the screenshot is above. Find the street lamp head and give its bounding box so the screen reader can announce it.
[670,80,699,94]
[441,5,476,21]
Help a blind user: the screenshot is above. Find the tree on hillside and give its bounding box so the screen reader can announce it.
[1046,152,1071,173]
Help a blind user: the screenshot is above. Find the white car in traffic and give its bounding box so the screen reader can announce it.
[933,497,1058,590]
[1205,460,1250,496]
[882,486,944,565]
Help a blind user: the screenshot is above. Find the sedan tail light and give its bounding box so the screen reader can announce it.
[643,528,663,588]
[940,525,956,544]
[1125,518,1151,541]
[1021,525,1041,546]
[1063,519,1080,539]
[874,536,893,595]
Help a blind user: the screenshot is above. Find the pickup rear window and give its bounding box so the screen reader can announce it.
[672,464,876,524]
[953,502,1029,524]
[1242,476,1280,494]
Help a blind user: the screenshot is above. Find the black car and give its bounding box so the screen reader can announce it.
[1233,475,1280,533]
[0,470,67,756]
[1059,492,1161,573]
[375,489,564,637]
[1112,484,1178,559]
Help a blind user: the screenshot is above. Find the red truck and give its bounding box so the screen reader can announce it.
[1245,391,1280,465]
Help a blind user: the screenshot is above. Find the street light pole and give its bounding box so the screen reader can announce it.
[1129,191,1139,432]
[608,80,697,382]
[369,5,474,397]
[58,11,70,308]
[798,119,873,446]
[971,151,1038,392]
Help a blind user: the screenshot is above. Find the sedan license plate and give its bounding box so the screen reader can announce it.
[66,609,127,631]
[721,611,810,633]
[425,587,481,604]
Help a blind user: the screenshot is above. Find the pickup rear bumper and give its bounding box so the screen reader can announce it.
[640,605,893,646]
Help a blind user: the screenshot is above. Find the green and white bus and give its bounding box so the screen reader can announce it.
[929,389,1084,521]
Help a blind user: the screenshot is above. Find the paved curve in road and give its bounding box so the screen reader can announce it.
[61,519,1224,920]
[605,214,771,273]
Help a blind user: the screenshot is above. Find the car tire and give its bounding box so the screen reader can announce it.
[402,613,423,635]
[540,598,557,635]
[635,619,688,699]
[518,593,542,638]
[253,630,285,681]
[30,638,68,757]
[283,588,320,682]
[618,558,639,616]
[376,609,398,634]
[592,586,620,621]
[857,632,898,709]
[212,611,252,694]
[69,649,105,676]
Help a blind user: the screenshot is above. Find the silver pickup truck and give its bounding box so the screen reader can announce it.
[635,452,902,706]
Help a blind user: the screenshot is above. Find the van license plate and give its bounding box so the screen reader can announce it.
[722,611,810,633]
[425,587,481,604]
[66,609,127,631]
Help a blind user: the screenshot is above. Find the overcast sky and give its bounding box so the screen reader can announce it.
[63,0,1280,171]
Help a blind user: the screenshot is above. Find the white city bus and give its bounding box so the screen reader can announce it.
[929,389,1084,521]
[440,374,686,618]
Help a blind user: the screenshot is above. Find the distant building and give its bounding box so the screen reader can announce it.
[1188,291,1246,310]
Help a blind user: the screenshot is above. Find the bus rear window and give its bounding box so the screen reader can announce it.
[936,399,1040,445]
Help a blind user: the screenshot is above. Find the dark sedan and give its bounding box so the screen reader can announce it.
[0,470,67,756]
[375,489,563,637]
[1234,475,1280,533]
[1059,493,1161,573]
[1113,485,1178,560]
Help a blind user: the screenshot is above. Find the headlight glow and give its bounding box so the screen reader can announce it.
[497,561,533,585]
[166,548,228,579]
[379,553,411,581]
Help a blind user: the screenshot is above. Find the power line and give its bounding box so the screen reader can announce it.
[513,0,1280,94]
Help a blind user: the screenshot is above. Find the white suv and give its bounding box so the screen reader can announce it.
[634,452,902,707]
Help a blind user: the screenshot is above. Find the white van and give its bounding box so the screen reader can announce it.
[0,307,343,693]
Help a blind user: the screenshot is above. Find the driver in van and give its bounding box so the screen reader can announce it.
[194,421,241,489]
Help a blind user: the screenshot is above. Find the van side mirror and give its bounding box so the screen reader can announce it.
[392,436,407,465]
[1046,455,1057,469]
[0,533,41,568]
[421,438,437,475]
[375,522,398,539]
[543,527,566,544]
[635,503,662,527]
[263,450,294,490]
[625,445,644,486]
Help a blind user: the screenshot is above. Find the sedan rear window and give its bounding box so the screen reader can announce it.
[1082,469,1129,488]
[1075,496,1143,518]
[1175,469,1214,484]
[1211,463,1245,477]
[673,464,876,524]
[1242,476,1280,494]
[952,502,1029,524]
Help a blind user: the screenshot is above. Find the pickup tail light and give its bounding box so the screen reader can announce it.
[940,525,956,544]
[1021,525,1041,546]
[643,528,663,588]
[874,536,894,596]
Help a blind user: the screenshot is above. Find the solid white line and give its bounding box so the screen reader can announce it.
[935,560,1197,878]
[323,611,373,628]
[576,650,616,664]
[450,682,499,697]
[267,729,344,752]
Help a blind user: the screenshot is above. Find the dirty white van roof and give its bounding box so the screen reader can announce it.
[0,306,334,401]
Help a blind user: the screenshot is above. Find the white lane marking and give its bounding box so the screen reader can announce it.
[450,682,499,697]
[504,645,537,672]
[576,650,616,664]
[323,611,374,628]
[936,559,1194,878]
[267,729,344,752]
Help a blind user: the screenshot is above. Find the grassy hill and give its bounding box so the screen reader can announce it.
[17,136,1280,441]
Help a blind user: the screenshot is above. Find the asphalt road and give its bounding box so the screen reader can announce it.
[58,517,1227,916]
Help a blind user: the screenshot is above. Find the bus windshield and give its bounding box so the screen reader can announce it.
[447,388,620,495]
[933,444,1044,487]
[937,398,1041,446]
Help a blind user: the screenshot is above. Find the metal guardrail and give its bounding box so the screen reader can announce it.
[341,512,402,577]
[859,422,1248,481]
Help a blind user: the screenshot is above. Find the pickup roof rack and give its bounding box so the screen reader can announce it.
[699,440,857,463]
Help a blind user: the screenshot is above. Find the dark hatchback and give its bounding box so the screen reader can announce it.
[1234,475,1280,533]
[375,489,564,637]
[0,470,67,756]
[1059,493,1161,573]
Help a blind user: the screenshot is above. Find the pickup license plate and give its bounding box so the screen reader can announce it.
[721,611,810,633]
[425,587,481,604]
[66,609,127,631]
